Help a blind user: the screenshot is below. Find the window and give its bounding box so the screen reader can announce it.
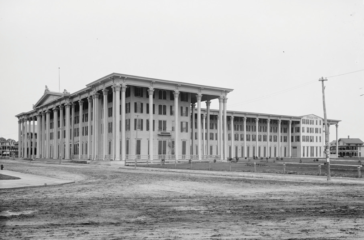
[246,134,250,141]
[273,136,278,142]
[126,119,130,131]
[158,105,167,115]
[170,91,174,101]
[263,135,267,142]
[258,135,261,141]
[181,121,188,132]
[126,103,131,113]
[134,102,143,113]
[134,87,144,97]
[252,135,256,141]
[108,107,112,117]
[170,106,174,115]
[108,122,112,133]
[134,119,143,130]
[158,90,167,100]
[158,120,167,131]
[240,134,244,141]
[235,133,239,141]
[181,92,188,102]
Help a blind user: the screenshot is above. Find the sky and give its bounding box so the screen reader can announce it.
[0,0,363,142]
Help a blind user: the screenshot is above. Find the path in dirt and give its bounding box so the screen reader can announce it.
[1,160,364,239]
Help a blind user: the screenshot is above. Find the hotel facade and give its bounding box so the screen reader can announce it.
[16,73,340,162]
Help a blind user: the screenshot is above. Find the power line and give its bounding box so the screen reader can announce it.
[326,68,364,78]
[229,68,364,107]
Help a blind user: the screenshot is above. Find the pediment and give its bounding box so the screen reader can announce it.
[300,114,322,120]
[34,91,62,108]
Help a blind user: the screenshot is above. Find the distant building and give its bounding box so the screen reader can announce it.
[0,137,18,157]
[330,137,364,158]
[15,73,340,161]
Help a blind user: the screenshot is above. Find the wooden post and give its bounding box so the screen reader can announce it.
[319,77,331,181]
[283,163,286,174]
[318,164,321,175]
[358,166,361,178]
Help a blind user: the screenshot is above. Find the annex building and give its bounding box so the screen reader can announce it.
[16,73,340,162]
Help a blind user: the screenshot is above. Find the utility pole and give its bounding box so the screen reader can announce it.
[319,77,331,181]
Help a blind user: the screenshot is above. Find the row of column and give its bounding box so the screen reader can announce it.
[194,113,294,159]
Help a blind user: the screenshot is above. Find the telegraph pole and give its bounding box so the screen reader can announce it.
[319,77,331,181]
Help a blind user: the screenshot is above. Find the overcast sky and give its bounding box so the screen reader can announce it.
[1,0,363,142]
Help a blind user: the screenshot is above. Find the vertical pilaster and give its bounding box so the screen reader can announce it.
[103,88,108,160]
[65,101,71,160]
[219,97,223,160]
[115,85,121,161]
[223,97,228,161]
[121,85,127,162]
[256,118,259,157]
[197,94,202,161]
[79,100,83,160]
[93,93,100,160]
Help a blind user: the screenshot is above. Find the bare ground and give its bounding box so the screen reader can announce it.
[1,160,364,239]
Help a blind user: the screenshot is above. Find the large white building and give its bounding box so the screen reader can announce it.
[16,73,340,162]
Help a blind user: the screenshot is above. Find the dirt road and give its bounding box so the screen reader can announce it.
[1,160,364,239]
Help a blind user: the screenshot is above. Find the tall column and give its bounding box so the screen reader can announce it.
[32,117,36,159]
[46,109,50,158]
[267,118,270,158]
[42,112,46,158]
[24,118,28,158]
[59,105,63,159]
[53,108,58,159]
[37,114,42,158]
[121,85,127,162]
[278,119,281,158]
[103,88,108,160]
[202,113,206,158]
[231,115,234,158]
[336,124,339,157]
[65,102,71,160]
[71,102,75,159]
[219,97,223,160]
[112,87,115,160]
[206,101,211,157]
[18,119,21,158]
[223,97,228,161]
[288,120,292,158]
[174,90,179,161]
[87,96,92,160]
[256,118,259,157]
[196,94,202,160]
[93,93,100,160]
[243,117,247,158]
[191,103,195,157]
[115,85,121,161]
[79,100,83,160]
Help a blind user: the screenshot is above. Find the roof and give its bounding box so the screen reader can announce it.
[339,138,364,145]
